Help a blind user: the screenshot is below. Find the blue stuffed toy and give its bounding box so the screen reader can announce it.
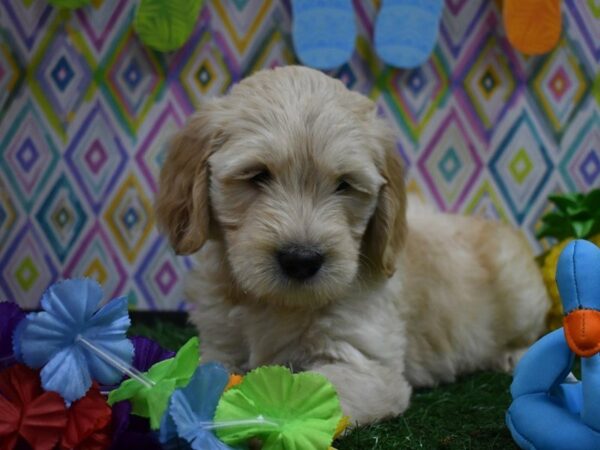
[507,239,600,450]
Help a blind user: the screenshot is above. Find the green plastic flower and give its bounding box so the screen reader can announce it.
[214,366,343,450]
[108,337,199,429]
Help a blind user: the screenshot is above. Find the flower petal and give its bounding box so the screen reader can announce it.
[112,399,155,443]
[162,337,200,386]
[147,357,174,381]
[169,390,197,442]
[147,379,177,429]
[190,363,229,419]
[111,400,133,438]
[0,366,41,450]
[10,317,27,364]
[215,366,342,450]
[85,338,134,386]
[78,297,133,385]
[41,279,103,327]
[40,346,92,403]
[171,392,235,450]
[111,430,164,450]
[73,424,112,450]
[61,384,112,449]
[131,336,175,372]
[0,364,41,405]
[159,403,178,444]
[0,433,18,450]
[18,311,76,368]
[168,364,239,450]
[0,302,24,368]
[86,296,130,336]
[0,366,69,450]
[190,433,235,450]
[0,394,20,436]
[20,391,68,450]
[108,379,144,406]
[171,363,229,440]
[107,378,144,406]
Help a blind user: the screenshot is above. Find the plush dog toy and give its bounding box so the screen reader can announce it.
[506,239,600,449]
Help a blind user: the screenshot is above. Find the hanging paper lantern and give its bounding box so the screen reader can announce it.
[47,0,91,9]
[133,0,205,52]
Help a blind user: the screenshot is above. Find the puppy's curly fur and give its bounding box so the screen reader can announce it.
[156,66,549,425]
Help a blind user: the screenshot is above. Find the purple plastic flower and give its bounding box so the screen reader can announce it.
[131,336,176,372]
[0,302,25,370]
[110,400,163,450]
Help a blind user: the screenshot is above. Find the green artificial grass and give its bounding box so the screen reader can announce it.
[335,372,517,450]
[129,314,519,450]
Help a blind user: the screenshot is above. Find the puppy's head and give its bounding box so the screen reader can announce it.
[156,66,406,308]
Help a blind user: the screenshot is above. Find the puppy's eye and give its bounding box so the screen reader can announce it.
[336,180,351,193]
[249,170,272,186]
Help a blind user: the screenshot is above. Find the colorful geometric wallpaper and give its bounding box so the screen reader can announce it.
[0,0,599,310]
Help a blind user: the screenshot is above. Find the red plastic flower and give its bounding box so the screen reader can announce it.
[0,364,68,450]
[61,383,112,450]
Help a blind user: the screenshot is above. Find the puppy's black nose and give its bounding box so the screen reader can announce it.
[277,246,324,280]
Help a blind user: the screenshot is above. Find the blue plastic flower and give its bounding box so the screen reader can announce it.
[160,362,236,450]
[16,278,133,403]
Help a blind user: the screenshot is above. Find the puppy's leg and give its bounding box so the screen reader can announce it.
[312,359,412,426]
[188,300,249,372]
[185,244,250,372]
[197,324,249,373]
[485,226,549,345]
[475,224,549,374]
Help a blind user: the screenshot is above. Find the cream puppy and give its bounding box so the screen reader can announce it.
[155,66,549,425]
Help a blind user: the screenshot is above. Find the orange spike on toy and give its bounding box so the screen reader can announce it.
[225,374,243,391]
[503,0,562,55]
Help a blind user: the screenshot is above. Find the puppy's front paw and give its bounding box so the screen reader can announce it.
[312,361,412,426]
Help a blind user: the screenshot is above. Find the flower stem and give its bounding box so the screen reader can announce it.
[76,335,155,388]
[199,416,281,430]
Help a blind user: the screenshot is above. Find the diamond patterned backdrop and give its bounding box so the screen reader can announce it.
[1,0,599,310]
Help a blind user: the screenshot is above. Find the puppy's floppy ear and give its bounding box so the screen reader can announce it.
[362,130,407,278]
[155,104,222,255]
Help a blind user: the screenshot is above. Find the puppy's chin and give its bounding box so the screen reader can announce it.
[228,257,359,309]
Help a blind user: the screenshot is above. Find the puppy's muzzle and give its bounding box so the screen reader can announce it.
[277,245,324,281]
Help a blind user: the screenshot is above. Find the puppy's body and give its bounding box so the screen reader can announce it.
[186,202,547,423]
[156,66,549,425]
